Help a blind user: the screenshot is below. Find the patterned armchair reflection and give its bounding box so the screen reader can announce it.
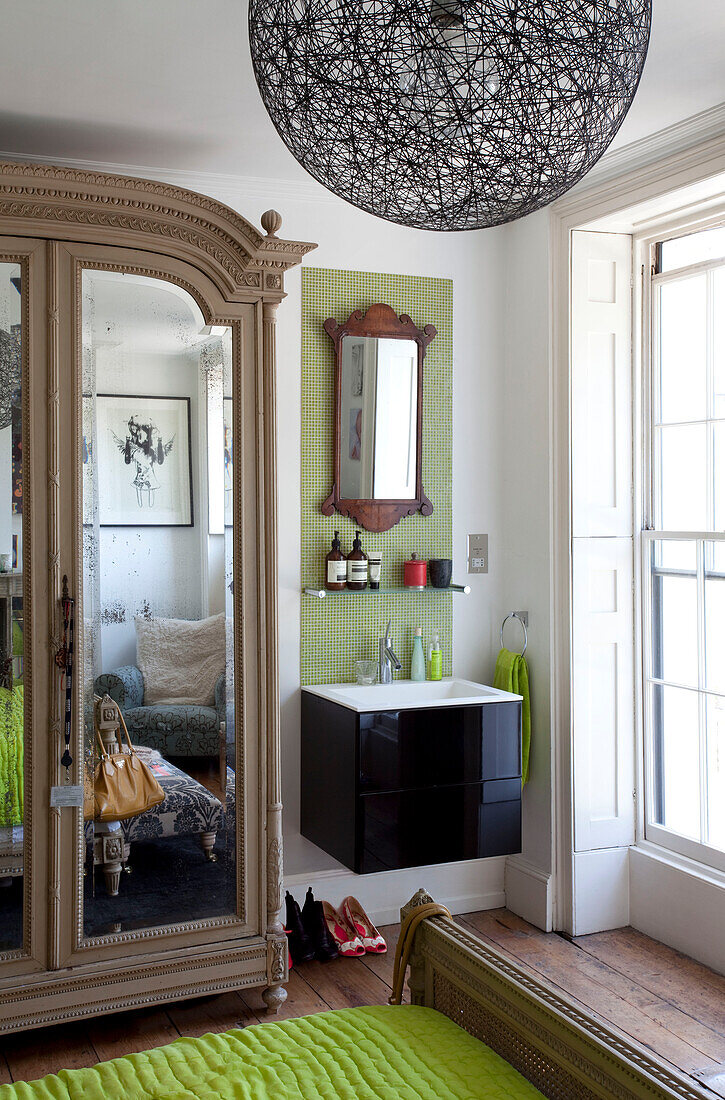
[94,664,225,757]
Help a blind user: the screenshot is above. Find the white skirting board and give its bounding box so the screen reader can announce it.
[572,846,630,936]
[630,846,725,976]
[283,834,506,926]
[505,855,553,931]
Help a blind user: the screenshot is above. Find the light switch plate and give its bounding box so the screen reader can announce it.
[467,533,488,573]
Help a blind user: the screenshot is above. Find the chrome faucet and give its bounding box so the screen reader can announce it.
[378,619,402,684]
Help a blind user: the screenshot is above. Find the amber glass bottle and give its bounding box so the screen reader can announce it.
[325,530,347,591]
[346,530,368,590]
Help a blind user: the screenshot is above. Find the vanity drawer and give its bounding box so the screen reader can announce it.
[482,701,522,780]
[481,798,522,857]
[359,706,485,792]
[358,783,486,873]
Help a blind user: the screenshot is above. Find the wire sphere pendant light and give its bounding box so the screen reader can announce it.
[249,0,651,231]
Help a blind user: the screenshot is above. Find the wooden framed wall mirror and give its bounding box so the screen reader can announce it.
[321,303,436,533]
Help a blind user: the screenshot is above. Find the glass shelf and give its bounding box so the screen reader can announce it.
[303,583,470,598]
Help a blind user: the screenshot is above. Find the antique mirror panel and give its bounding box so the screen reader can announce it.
[80,269,238,940]
[322,304,435,532]
[0,260,26,954]
[338,336,418,500]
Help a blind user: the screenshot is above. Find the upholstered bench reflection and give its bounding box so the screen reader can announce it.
[85,754,234,895]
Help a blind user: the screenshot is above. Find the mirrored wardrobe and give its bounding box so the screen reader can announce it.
[0,163,314,1031]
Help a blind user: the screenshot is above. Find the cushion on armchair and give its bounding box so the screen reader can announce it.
[135,614,225,706]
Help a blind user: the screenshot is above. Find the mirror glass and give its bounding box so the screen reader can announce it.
[81,270,237,938]
[0,262,25,952]
[339,335,418,500]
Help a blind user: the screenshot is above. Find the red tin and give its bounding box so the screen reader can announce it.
[404,553,427,589]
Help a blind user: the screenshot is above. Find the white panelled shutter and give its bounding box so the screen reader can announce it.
[571,231,635,857]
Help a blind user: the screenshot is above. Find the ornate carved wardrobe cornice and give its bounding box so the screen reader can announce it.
[0,160,315,300]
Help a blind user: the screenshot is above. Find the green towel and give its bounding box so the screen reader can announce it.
[0,685,24,826]
[493,648,531,785]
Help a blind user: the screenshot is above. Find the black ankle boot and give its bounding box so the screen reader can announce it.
[302,887,339,962]
[285,890,315,963]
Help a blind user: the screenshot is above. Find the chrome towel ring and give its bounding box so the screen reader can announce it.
[500,612,527,657]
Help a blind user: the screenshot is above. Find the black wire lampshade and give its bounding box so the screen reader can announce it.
[249,0,651,231]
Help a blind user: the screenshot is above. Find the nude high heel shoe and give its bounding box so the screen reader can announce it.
[341,896,387,953]
[321,901,365,957]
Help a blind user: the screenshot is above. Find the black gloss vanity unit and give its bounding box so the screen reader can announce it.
[301,686,522,874]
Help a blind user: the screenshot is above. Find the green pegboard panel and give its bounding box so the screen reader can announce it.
[301,267,453,685]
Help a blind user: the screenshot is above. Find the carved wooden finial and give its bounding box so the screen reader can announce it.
[261,209,282,238]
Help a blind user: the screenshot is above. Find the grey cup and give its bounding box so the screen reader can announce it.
[429,558,452,588]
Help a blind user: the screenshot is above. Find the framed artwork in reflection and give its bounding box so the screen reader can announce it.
[95,394,193,527]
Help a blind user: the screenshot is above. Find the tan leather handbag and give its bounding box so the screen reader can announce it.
[89,708,165,823]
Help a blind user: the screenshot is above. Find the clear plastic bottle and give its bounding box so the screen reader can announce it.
[428,628,442,681]
[411,626,426,681]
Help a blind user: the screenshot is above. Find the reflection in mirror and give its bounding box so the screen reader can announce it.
[323,304,434,533]
[0,262,24,951]
[339,336,418,500]
[81,270,236,938]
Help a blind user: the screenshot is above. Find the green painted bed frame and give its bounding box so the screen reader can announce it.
[404,891,712,1100]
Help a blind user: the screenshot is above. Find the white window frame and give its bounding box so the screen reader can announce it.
[638,211,725,876]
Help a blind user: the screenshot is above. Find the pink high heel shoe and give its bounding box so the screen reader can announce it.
[321,901,365,957]
[341,896,387,954]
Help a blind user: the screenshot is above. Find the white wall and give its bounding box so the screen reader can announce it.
[95,348,206,672]
[270,193,510,916]
[10,152,544,922]
[499,212,555,927]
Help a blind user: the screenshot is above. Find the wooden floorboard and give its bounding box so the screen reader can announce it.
[1,910,723,1091]
[2,1021,99,1081]
[574,926,725,1039]
[167,990,256,1037]
[239,968,331,1023]
[87,1006,180,1062]
[458,909,723,1080]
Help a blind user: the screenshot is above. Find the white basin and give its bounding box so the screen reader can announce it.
[303,677,521,713]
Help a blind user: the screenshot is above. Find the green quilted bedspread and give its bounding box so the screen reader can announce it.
[0,1005,544,1098]
[0,685,23,827]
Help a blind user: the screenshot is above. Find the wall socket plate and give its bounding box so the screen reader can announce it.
[467,533,488,573]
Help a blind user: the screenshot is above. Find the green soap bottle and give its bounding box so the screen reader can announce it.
[429,628,442,681]
[411,626,426,682]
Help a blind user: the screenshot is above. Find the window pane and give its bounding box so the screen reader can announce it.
[715,268,725,419]
[653,572,698,687]
[658,276,706,423]
[660,226,725,271]
[706,695,725,853]
[657,539,696,572]
[651,684,700,840]
[705,568,725,695]
[714,542,725,574]
[715,422,725,532]
[657,423,708,530]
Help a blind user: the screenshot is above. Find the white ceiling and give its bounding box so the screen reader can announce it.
[0,0,723,185]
